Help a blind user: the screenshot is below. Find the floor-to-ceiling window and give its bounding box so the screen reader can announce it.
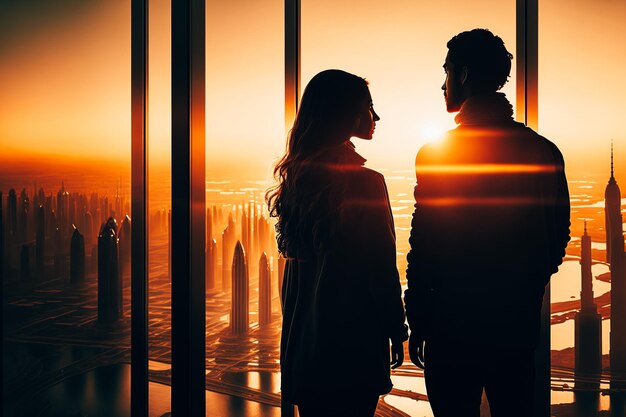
[9,1,626,417]
[1,2,133,415]
[203,1,283,416]
[540,1,626,416]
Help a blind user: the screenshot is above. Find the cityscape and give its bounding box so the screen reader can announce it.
[1,148,625,416]
[1,0,625,415]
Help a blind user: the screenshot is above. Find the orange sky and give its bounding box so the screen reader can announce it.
[0,0,625,179]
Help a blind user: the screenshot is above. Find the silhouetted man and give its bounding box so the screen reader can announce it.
[405,29,570,417]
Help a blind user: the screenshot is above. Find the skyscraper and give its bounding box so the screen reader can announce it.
[35,205,45,279]
[70,227,85,285]
[98,218,121,324]
[231,241,249,334]
[259,252,271,326]
[7,189,17,240]
[574,222,602,390]
[605,144,626,391]
[57,182,70,237]
[18,188,29,243]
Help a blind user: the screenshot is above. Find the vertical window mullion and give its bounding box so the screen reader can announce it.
[517,1,547,416]
[131,0,149,415]
[285,0,300,133]
[282,0,300,416]
[171,0,206,415]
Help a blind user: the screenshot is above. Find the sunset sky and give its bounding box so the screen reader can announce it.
[0,0,624,181]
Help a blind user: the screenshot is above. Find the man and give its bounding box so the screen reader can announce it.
[404,29,570,416]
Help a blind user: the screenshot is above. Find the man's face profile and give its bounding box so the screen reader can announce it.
[442,52,465,113]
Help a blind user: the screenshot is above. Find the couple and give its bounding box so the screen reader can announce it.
[267,29,570,417]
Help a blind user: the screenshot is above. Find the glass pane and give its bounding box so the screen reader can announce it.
[147,0,172,414]
[302,1,515,416]
[204,1,283,416]
[0,2,132,415]
[540,2,626,415]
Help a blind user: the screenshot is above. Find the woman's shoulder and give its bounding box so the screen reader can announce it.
[350,165,384,180]
[342,166,388,198]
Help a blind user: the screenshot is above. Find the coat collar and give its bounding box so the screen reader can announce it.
[454,92,514,126]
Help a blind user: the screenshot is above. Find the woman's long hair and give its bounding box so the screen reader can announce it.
[266,69,369,259]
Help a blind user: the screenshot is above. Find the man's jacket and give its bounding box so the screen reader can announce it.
[404,93,570,348]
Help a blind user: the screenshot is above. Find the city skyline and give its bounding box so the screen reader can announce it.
[2,147,626,415]
[2,1,626,415]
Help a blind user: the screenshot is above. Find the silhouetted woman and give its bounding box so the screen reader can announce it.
[267,69,408,417]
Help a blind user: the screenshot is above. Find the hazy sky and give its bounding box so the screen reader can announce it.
[0,0,624,179]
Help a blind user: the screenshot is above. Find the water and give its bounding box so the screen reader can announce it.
[6,362,280,417]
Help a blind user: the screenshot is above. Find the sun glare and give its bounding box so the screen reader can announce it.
[420,125,446,143]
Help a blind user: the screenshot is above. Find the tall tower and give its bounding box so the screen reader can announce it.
[258,252,271,326]
[605,144,626,391]
[205,238,216,290]
[231,241,249,334]
[70,226,85,284]
[98,217,121,324]
[114,180,121,221]
[57,182,70,237]
[575,222,602,390]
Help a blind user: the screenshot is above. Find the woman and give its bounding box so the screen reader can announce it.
[267,69,408,416]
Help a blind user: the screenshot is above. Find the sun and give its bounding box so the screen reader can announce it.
[420,125,446,143]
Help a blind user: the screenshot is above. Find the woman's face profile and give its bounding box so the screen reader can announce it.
[351,89,380,141]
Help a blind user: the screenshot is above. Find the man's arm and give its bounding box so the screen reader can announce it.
[404,149,437,368]
[549,145,571,275]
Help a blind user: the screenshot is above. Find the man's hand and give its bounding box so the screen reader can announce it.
[390,341,404,369]
[408,332,425,369]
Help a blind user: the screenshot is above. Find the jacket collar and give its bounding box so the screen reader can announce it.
[318,141,367,168]
[454,92,514,126]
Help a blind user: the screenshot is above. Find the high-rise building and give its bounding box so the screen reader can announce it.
[98,217,121,324]
[231,241,249,334]
[7,189,17,240]
[70,226,85,285]
[35,205,45,279]
[575,222,602,390]
[118,215,131,284]
[57,182,70,237]
[605,144,626,391]
[18,188,29,243]
[259,252,271,326]
[114,181,121,221]
[206,238,216,290]
[221,213,236,291]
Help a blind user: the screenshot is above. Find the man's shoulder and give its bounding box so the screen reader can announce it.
[415,123,565,165]
[515,125,565,164]
[415,132,457,164]
[466,122,564,161]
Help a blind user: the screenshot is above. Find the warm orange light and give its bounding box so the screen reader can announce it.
[419,125,446,143]
[419,196,547,206]
[416,163,557,174]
